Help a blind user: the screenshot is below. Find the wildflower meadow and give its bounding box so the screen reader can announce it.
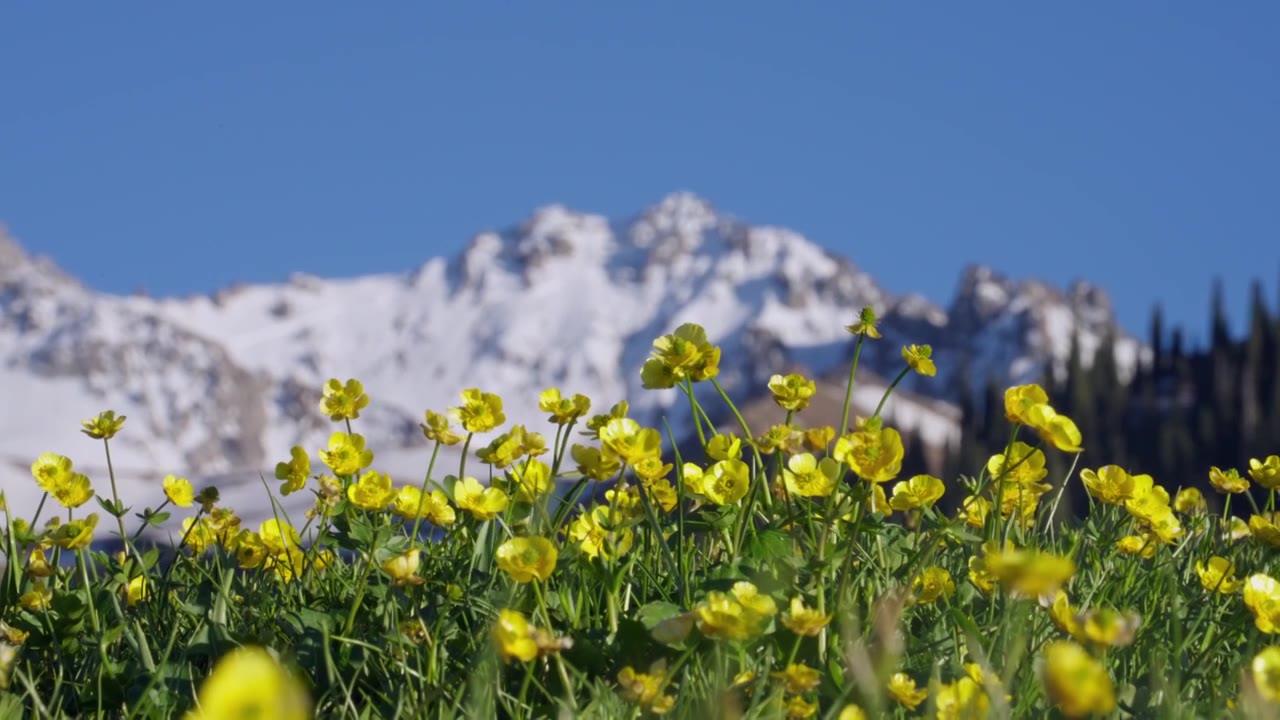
[4,307,1280,719]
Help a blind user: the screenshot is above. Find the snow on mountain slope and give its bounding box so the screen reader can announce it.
[0,196,1146,533]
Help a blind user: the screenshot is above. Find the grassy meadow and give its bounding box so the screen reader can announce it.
[3,307,1280,719]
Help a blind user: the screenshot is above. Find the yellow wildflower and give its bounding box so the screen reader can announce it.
[455,476,509,521]
[381,549,424,587]
[498,458,552,503]
[1025,403,1083,453]
[617,665,676,715]
[771,663,820,694]
[1080,465,1135,505]
[695,581,777,640]
[50,513,97,550]
[1004,384,1049,426]
[420,410,463,445]
[768,373,817,411]
[274,446,311,495]
[845,306,881,339]
[935,676,991,720]
[568,506,635,560]
[987,441,1049,486]
[1252,647,1280,702]
[886,673,928,709]
[451,388,505,433]
[1250,513,1280,547]
[1210,466,1249,494]
[391,486,455,526]
[1041,640,1116,718]
[1192,556,1233,594]
[184,646,311,720]
[81,410,126,440]
[1173,487,1206,514]
[706,433,743,461]
[901,344,936,377]
[599,418,662,466]
[19,581,51,611]
[912,566,955,604]
[961,495,991,530]
[318,432,374,476]
[538,388,592,424]
[633,456,673,482]
[347,470,395,512]
[984,545,1075,600]
[163,475,194,508]
[1078,608,1141,649]
[781,453,839,498]
[697,459,750,506]
[968,554,996,594]
[781,596,831,637]
[640,323,721,389]
[1115,533,1157,559]
[802,425,835,452]
[495,536,558,583]
[837,706,868,720]
[572,444,623,481]
[833,424,905,483]
[31,452,73,492]
[889,474,945,511]
[26,549,55,578]
[49,470,93,509]
[1047,590,1083,638]
[1245,574,1280,633]
[785,696,817,719]
[318,378,369,421]
[1250,456,1280,489]
[123,576,149,607]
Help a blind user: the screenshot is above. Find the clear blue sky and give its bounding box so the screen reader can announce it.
[3,3,1278,344]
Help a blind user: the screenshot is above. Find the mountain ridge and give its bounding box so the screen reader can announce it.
[0,194,1148,529]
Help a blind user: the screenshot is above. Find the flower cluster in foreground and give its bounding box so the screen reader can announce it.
[1,312,1279,719]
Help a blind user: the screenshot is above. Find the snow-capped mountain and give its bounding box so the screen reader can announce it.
[0,194,1148,532]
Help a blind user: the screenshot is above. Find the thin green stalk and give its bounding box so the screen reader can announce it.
[839,334,866,435]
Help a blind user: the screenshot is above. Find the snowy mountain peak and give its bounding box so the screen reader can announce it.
[0,195,1147,529]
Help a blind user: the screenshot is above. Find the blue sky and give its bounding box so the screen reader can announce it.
[2,2,1277,344]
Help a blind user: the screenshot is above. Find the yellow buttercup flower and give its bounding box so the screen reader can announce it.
[617,665,676,715]
[961,495,991,530]
[81,410,126,440]
[833,424,905,483]
[771,663,820,694]
[318,378,369,421]
[695,581,777,641]
[381,549,424,587]
[26,549,55,578]
[987,441,1048,486]
[802,425,835,452]
[886,673,928,709]
[780,596,831,637]
[901,344,936,377]
[1080,465,1135,505]
[706,433,743,462]
[837,706,868,720]
[497,458,553,503]
[31,452,73,492]
[391,486,455,526]
[1245,574,1280,633]
[318,432,374,476]
[984,545,1076,600]
[785,696,817,719]
[640,323,721,389]
[768,373,817,411]
[935,676,991,719]
[19,581,52,611]
[1250,456,1280,489]
[781,453,839,498]
[1078,607,1141,649]
[696,459,750,506]
[1252,647,1280,702]
[968,554,996,594]
[1004,384,1049,426]
[568,505,635,560]
[1025,403,1082,453]
[889,474,945,511]
[1210,466,1249,494]
[912,566,955,604]
[184,646,311,720]
[274,446,311,496]
[1041,640,1115,718]
[632,456,673,482]
[420,410,463,446]
[538,388,592,425]
[451,388,505,433]
[1250,513,1280,547]
[1116,533,1156,559]
[572,444,623,481]
[122,576,150,607]
[347,470,395,512]
[845,306,881,339]
[599,418,662,466]
[50,513,98,550]
[1173,487,1206,514]
[1196,556,1242,594]
[49,471,93,509]
[1047,590,1083,639]
[495,536,558,583]
[163,475,194,508]
[454,476,509,521]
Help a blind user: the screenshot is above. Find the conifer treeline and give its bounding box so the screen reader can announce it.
[942,277,1280,517]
